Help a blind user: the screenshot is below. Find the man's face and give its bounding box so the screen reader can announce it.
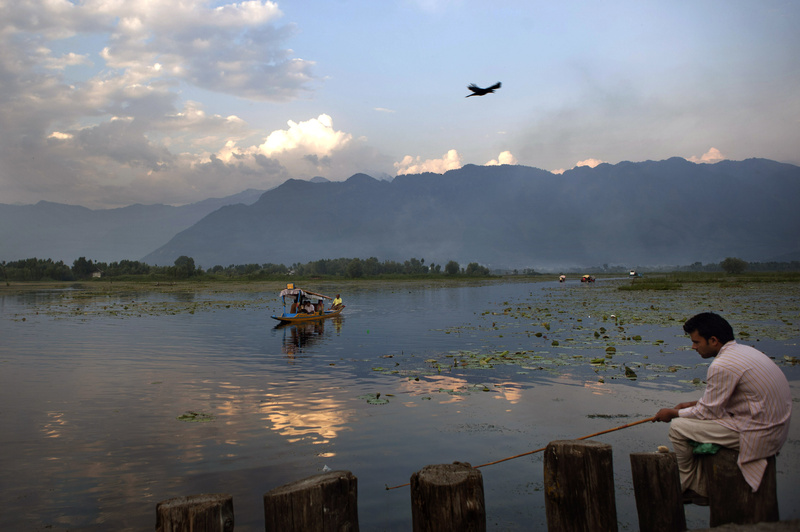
[689,330,721,358]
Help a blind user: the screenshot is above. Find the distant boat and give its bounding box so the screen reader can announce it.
[581,275,596,283]
[271,284,345,323]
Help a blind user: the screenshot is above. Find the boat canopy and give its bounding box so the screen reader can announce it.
[279,288,331,302]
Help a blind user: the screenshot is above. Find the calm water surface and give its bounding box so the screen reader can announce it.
[1,279,799,531]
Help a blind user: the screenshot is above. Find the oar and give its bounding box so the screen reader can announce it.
[385,415,657,490]
[301,289,333,300]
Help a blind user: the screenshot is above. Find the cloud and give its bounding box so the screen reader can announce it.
[255,114,351,157]
[576,158,606,168]
[42,52,94,70]
[393,149,517,175]
[94,0,314,101]
[0,0,333,207]
[212,113,366,178]
[394,149,463,175]
[688,147,726,164]
[550,157,606,175]
[485,151,517,166]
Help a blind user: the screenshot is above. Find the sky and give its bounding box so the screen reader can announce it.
[1,0,798,209]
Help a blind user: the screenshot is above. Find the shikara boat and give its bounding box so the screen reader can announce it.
[271,284,345,323]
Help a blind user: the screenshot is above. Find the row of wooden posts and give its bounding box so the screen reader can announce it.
[155,440,779,532]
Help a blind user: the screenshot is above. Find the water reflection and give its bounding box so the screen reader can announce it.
[258,390,353,445]
[1,280,799,532]
[43,411,68,439]
[275,317,343,358]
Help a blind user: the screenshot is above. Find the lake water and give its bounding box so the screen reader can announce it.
[1,278,799,531]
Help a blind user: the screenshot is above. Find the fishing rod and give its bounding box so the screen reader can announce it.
[385,415,657,491]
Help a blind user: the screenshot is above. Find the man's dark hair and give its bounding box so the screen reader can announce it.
[683,312,735,344]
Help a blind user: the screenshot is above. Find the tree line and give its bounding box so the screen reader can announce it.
[1,256,492,282]
[4,255,798,283]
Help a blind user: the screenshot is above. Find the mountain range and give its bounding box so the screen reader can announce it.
[3,158,799,270]
[0,189,265,264]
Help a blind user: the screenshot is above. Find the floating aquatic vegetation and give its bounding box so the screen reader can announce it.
[358,393,389,405]
[177,411,215,423]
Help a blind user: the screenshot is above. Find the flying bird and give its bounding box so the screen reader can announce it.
[465,82,501,97]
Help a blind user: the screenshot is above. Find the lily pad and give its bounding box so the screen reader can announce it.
[177,411,215,423]
[358,393,389,405]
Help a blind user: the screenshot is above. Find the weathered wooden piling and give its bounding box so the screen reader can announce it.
[703,448,779,527]
[629,452,686,532]
[410,462,486,532]
[543,440,617,532]
[156,493,234,532]
[263,470,359,532]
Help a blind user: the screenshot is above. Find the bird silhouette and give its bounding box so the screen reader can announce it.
[466,82,501,97]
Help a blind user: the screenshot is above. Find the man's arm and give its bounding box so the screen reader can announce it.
[654,401,698,422]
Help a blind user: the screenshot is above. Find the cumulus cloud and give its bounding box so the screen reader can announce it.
[95,0,313,101]
[394,149,463,175]
[485,150,517,166]
[209,114,366,179]
[576,158,606,168]
[393,149,518,175]
[255,115,351,157]
[0,0,330,207]
[689,147,726,164]
[2,0,312,100]
[550,157,606,175]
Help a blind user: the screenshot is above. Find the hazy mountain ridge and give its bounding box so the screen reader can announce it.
[0,188,266,263]
[142,158,800,270]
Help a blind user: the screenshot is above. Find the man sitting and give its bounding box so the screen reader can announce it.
[654,312,792,505]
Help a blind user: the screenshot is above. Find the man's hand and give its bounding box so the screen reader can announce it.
[654,401,697,422]
[654,408,680,422]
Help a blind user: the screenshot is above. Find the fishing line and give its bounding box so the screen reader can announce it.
[384,415,657,490]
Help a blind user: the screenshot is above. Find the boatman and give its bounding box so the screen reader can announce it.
[331,294,343,310]
[654,312,791,506]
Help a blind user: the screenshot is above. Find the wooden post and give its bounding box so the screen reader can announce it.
[156,493,234,532]
[263,470,358,532]
[410,462,485,532]
[629,452,686,532]
[543,440,617,532]
[703,448,778,527]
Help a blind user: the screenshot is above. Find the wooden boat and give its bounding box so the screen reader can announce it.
[271,284,345,323]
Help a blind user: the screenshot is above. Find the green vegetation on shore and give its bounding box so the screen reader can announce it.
[3,253,800,288]
[1,255,495,284]
[619,271,800,290]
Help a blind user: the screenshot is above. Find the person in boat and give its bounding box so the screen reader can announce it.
[331,294,343,310]
[301,300,315,314]
[653,312,791,506]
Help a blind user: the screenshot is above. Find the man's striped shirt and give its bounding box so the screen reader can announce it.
[679,341,792,491]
